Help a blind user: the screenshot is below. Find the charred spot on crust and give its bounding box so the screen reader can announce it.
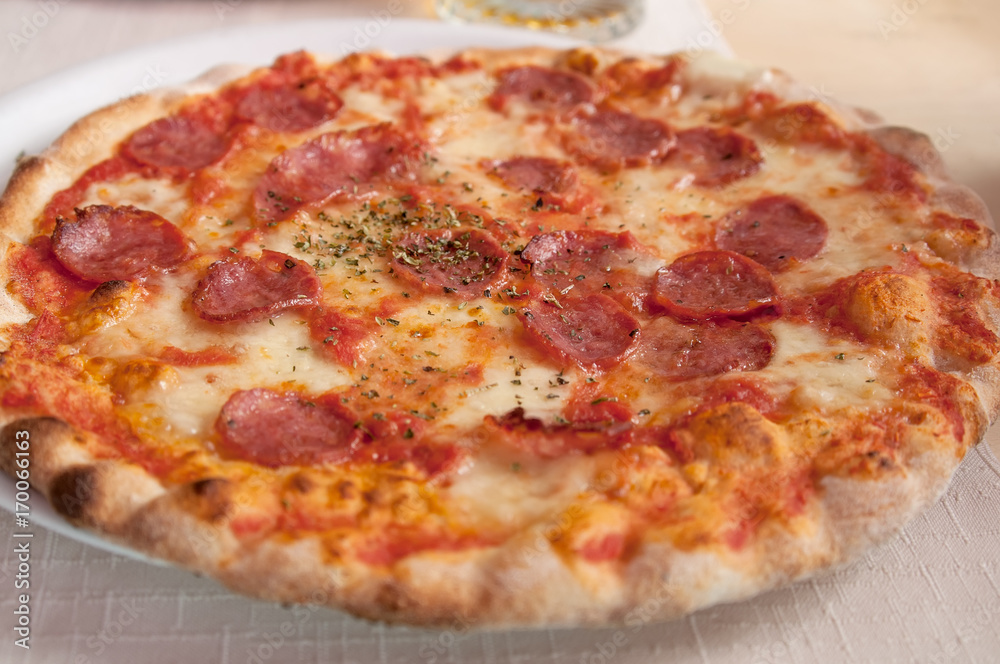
[0,418,80,476]
[337,480,358,500]
[287,472,314,494]
[185,478,232,523]
[374,582,418,616]
[50,466,99,523]
[1,416,74,446]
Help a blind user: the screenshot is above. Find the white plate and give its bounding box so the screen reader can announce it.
[0,17,718,564]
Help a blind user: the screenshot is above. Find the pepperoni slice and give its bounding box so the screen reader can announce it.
[484,156,577,195]
[600,58,680,98]
[355,412,464,478]
[393,228,508,297]
[716,195,828,272]
[669,127,762,187]
[51,205,190,282]
[215,389,361,467]
[235,79,343,132]
[636,318,775,380]
[308,308,376,368]
[653,251,779,321]
[484,407,631,459]
[123,114,229,172]
[253,125,417,222]
[157,345,240,367]
[520,294,640,372]
[563,109,675,170]
[741,97,849,150]
[520,230,656,310]
[564,383,632,426]
[191,250,320,323]
[489,66,594,111]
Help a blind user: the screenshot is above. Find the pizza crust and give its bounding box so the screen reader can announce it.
[0,403,987,628]
[0,46,997,628]
[2,413,967,627]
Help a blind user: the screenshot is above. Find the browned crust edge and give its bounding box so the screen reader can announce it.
[0,62,252,246]
[0,47,996,628]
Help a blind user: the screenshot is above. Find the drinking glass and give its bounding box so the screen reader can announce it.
[435,0,644,42]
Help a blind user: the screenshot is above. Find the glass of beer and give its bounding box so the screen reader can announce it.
[435,0,644,42]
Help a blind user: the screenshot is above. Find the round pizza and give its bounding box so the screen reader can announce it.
[0,46,997,627]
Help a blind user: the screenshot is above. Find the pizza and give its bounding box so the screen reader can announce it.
[0,46,998,628]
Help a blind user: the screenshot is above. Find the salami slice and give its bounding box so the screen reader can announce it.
[489,65,594,111]
[653,250,779,320]
[354,412,463,478]
[308,308,376,368]
[51,205,190,282]
[669,127,763,187]
[563,109,675,170]
[484,407,632,459]
[191,250,321,323]
[637,318,775,380]
[520,230,656,310]
[600,58,680,97]
[215,389,361,467]
[716,195,828,272]
[235,80,343,132]
[484,156,577,195]
[254,125,417,222]
[393,228,508,297]
[520,294,640,372]
[123,114,229,172]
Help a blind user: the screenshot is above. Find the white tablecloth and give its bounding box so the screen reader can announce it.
[1,2,999,662]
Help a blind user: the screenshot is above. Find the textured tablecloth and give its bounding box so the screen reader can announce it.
[1,1,999,662]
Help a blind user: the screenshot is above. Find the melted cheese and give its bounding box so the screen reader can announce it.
[81,271,356,435]
[448,453,597,529]
[17,49,961,543]
[762,320,891,411]
[81,175,189,223]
